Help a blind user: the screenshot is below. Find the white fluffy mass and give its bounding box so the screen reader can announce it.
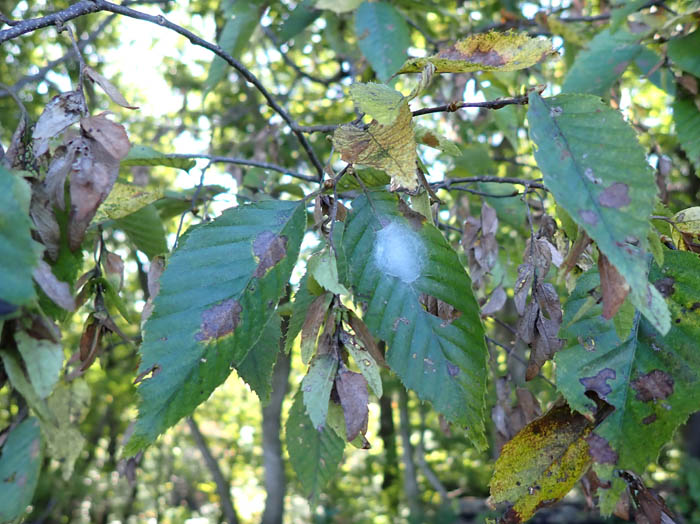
[373,221,426,283]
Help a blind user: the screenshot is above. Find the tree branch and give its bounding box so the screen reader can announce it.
[0,0,325,179]
[412,94,530,117]
[167,154,317,182]
[186,417,239,524]
[432,176,546,190]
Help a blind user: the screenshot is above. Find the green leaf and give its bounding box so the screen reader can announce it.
[414,125,462,156]
[205,2,260,93]
[610,0,648,32]
[342,192,488,450]
[302,353,338,430]
[277,0,320,42]
[527,92,670,334]
[285,391,345,498]
[235,313,282,403]
[126,200,305,453]
[0,417,42,522]
[398,31,553,74]
[308,250,350,296]
[634,47,675,95]
[335,167,390,192]
[285,272,320,354]
[344,334,382,397]
[556,251,700,512]
[93,182,164,223]
[667,29,700,77]
[122,145,196,171]
[0,166,39,315]
[115,203,168,260]
[562,29,642,95]
[354,2,410,83]
[673,97,700,172]
[348,82,405,125]
[15,331,63,399]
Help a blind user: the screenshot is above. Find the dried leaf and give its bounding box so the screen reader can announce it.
[84,66,138,109]
[333,103,417,190]
[30,182,60,260]
[398,31,554,74]
[141,256,164,324]
[104,251,125,291]
[32,259,75,311]
[347,311,387,368]
[514,263,534,316]
[300,293,333,364]
[80,113,131,160]
[598,252,631,320]
[32,91,84,158]
[481,285,507,316]
[335,368,369,441]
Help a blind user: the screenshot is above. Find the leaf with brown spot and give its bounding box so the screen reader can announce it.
[528,93,670,335]
[335,368,369,441]
[671,206,700,254]
[398,31,554,74]
[490,401,598,523]
[32,91,84,158]
[555,251,700,513]
[333,103,417,190]
[598,252,630,319]
[126,200,306,454]
[346,311,386,369]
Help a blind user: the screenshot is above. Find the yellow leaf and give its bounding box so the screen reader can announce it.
[671,206,700,253]
[333,103,417,190]
[93,182,164,223]
[490,401,594,523]
[398,31,555,74]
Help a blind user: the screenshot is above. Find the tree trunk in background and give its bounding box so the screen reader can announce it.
[187,417,239,524]
[398,387,422,518]
[261,331,291,524]
[379,387,399,513]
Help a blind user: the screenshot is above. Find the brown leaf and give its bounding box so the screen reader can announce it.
[32,91,84,158]
[517,300,539,344]
[104,251,125,291]
[3,112,28,168]
[347,311,387,368]
[620,471,679,524]
[335,368,369,441]
[481,201,498,236]
[513,263,534,317]
[30,182,61,260]
[33,259,75,311]
[481,285,507,316]
[300,293,332,364]
[141,256,165,324]
[79,316,102,369]
[598,253,631,319]
[84,66,139,109]
[45,143,75,210]
[80,113,131,160]
[67,135,121,250]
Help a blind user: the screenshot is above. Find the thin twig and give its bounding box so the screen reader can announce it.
[486,336,555,388]
[412,94,530,117]
[173,161,213,249]
[167,153,317,182]
[432,175,545,190]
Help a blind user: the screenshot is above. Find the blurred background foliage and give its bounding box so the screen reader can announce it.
[1,0,700,522]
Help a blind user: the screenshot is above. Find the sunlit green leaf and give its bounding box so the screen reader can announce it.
[286,391,344,498]
[667,29,700,77]
[15,331,63,399]
[235,313,282,403]
[122,145,196,171]
[673,98,700,172]
[354,2,410,82]
[343,192,488,450]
